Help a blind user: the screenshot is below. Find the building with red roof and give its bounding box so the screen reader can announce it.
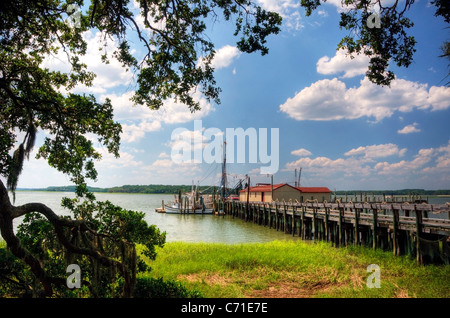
[239,183,331,203]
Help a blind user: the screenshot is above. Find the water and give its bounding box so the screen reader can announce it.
[11,191,302,244]
[10,191,450,242]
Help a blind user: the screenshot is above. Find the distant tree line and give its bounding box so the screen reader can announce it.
[106,184,216,194]
[24,184,221,195]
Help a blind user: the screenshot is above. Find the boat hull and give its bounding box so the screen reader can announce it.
[164,205,213,214]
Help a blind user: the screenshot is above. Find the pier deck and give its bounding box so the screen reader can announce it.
[221,200,450,264]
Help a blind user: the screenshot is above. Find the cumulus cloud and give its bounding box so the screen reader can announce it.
[211,45,241,69]
[374,148,435,176]
[317,48,370,78]
[120,120,162,143]
[285,155,372,177]
[144,157,202,175]
[256,0,299,13]
[256,0,303,30]
[158,152,170,158]
[398,123,421,134]
[279,77,450,122]
[95,148,143,169]
[198,45,241,71]
[284,140,450,187]
[291,148,313,157]
[42,30,134,94]
[42,29,216,143]
[344,144,407,159]
[101,89,214,143]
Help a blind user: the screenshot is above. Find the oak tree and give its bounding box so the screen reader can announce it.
[0,0,281,297]
[300,0,449,85]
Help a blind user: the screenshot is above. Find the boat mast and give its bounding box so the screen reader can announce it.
[220,140,227,199]
[298,167,302,187]
[295,169,297,187]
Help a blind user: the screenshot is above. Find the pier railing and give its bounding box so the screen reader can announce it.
[220,200,450,264]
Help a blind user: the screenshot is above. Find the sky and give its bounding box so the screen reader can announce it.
[12,0,450,191]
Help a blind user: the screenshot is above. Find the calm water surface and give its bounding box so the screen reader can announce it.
[11,191,449,243]
[12,191,303,244]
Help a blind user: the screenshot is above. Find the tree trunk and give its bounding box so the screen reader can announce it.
[0,179,54,296]
[0,179,135,297]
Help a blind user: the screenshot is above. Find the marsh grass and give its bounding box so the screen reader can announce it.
[140,240,450,298]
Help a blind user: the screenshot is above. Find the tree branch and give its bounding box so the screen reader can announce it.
[0,179,132,297]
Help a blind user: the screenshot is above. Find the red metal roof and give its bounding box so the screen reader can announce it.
[239,183,293,193]
[296,187,331,193]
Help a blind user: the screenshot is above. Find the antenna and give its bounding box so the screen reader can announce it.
[294,169,298,187]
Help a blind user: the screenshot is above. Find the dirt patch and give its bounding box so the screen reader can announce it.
[180,273,233,286]
[350,268,365,289]
[395,289,411,298]
[179,271,346,298]
[246,279,338,298]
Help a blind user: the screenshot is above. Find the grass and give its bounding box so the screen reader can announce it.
[1,238,448,298]
[139,240,450,298]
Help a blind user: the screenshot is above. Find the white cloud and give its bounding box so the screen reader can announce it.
[317,10,328,17]
[102,89,214,143]
[150,159,176,168]
[374,147,434,176]
[197,45,241,71]
[317,48,370,78]
[421,141,450,174]
[280,78,349,121]
[256,0,300,16]
[256,0,303,30]
[426,86,450,111]
[398,123,421,134]
[121,120,162,143]
[285,155,372,177]
[211,45,241,69]
[344,144,407,159]
[146,90,214,125]
[321,0,352,12]
[42,30,134,94]
[95,147,143,169]
[279,77,450,122]
[169,128,207,154]
[144,158,202,176]
[42,29,215,143]
[291,148,312,157]
[284,140,450,188]
[323,0,383,12]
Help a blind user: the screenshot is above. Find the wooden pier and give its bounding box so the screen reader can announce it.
[220,200,450,264]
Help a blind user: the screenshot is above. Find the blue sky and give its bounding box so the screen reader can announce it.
[14,0,450,191]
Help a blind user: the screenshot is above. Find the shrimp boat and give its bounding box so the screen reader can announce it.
[164,186,214,214]
[156,141,230,214]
